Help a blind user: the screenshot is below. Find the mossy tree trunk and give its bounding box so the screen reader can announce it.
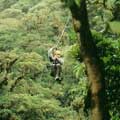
[68,0,110,120]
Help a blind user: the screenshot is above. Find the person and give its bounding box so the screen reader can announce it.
[48,47,64,81]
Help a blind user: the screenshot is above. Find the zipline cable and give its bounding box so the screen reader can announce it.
[55,16,70,47]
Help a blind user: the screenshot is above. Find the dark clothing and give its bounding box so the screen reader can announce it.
[49,57,62,80]
[49,56,54,62]
[50,63,61,78]
[48,48,64,81]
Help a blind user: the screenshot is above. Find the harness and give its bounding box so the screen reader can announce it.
[53,58,62,65]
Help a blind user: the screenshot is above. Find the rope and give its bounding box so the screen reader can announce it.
[55,16,70,47]
[45,16,70,80]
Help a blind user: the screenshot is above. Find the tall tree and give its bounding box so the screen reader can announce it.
[62,0,110,120]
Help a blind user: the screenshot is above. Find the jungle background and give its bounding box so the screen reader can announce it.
[0,0,120,120]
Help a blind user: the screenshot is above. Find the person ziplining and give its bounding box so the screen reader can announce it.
[47,16,70,82]
[48,47,64,81]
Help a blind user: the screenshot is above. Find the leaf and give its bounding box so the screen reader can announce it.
[75,0,81,7]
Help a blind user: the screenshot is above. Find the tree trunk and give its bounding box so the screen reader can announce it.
[68,0,110,120]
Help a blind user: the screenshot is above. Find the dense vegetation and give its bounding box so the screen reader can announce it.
[0,0,119,120]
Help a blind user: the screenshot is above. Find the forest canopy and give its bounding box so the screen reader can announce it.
[0,0,120,120]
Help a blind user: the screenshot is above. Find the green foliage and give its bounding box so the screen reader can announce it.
[109,21,120,34]
[0,0,18,11]
[0,0,120,119]
[73,63,86,80]
[0,0,81,120]
[0,30,20,51]
[87,0,120,35]
[93,31,120,119]
[61,0,81,7]
[68,28,77,44]
[13,52,45,78]
[62,44,88,117]
[61,0,74,6]
[0,8,23,19]
[74,0,81,7]
[0,93,76,120]
[0,109,20,120]
[106,0,116,9]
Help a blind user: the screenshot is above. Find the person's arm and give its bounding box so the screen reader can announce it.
[48,47,56,62]
[56,57,64,65]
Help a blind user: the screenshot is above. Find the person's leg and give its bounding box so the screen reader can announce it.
[50,64,56,77]
[55,64,61,80]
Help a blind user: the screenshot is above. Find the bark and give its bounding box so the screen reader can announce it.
[68,0,110,120]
